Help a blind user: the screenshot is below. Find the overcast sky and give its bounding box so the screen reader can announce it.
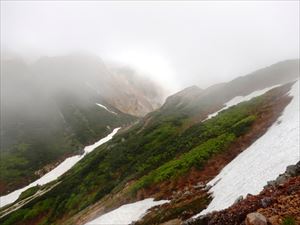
[1,1,299,92]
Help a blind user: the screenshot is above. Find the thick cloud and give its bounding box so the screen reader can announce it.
[1,1,299,93]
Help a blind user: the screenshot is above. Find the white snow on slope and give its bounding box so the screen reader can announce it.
[96,103,117,115]
[204,85,279,121]
[198,81,299,216]
[0,128,120,208]
[86,198,169,225]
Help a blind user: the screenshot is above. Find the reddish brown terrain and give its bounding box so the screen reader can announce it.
[133,84,296,225]
[184,162,300,225]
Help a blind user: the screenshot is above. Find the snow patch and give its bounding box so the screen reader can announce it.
[198,81,299,216]
[86,198,169,225]
[204,85,279,121]
[0,128,120,208]
[96,103,117,115]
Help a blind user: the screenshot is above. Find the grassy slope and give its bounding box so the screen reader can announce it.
[0,99,136,195]
[1,83,285,225]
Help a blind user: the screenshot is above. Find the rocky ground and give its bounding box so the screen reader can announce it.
[184,161,300,225]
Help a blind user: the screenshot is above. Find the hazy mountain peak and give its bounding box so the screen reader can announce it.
[162,85,203,110]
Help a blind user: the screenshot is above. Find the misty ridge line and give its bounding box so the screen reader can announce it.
[2,51,299,97]
[1,51,299,125]
[1,52,168,120]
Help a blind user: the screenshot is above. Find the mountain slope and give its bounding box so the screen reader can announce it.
[0,128,120,209]
[148,59,299,124]
[0,59,299,225]
[185,162,300,225]
[0,54,164,195]
[32,54,165,117]
[200,81,299,214]
[131,83,298,225]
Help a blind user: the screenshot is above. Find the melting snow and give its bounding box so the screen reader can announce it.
[86,198,169,225]
[204,85,279,121]
[0,128,120,208]
[96,103,117,115]
[198,81,299,215]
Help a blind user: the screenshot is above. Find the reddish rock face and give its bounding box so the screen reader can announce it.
[245,212,267,225]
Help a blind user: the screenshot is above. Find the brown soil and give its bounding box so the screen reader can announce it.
[258,189,300,225]
[135,191,210,225]
[64,182,136,225]
[13,212,48,225]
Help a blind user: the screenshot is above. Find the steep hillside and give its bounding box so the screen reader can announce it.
[32,53,165,117]
[199,81,299,214]
[184,162,300,225]
[0,53,164,195]
[147,59,299,125]
[0,60,298,225]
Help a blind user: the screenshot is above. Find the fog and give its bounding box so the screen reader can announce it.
[1,1,299,93]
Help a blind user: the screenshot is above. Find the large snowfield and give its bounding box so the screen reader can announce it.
[0,128,120,208]
[86,198,169,225]
[198,81,299,215]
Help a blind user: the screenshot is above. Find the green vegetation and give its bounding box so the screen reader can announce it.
[0,100,135,195]
[0,131,81,193]
[18,185,41,201]
[281,217,296,225]
[1,94,271,225]
[133,133,236,191]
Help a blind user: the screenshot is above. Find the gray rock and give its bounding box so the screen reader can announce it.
[193,182,206,190]
[245,212,267,225]
[234,195,243,204]
[286,162,300,176]
[275,174,288,185]
[182,218,196,225]
[261,197,272,208]
[265,162,300,189]
[183,191,192,196]
[204,185,212,191]
[266,180,276,187]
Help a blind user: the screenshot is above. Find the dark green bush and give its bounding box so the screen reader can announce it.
[18,185,40,201]
[281,217,296,225]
